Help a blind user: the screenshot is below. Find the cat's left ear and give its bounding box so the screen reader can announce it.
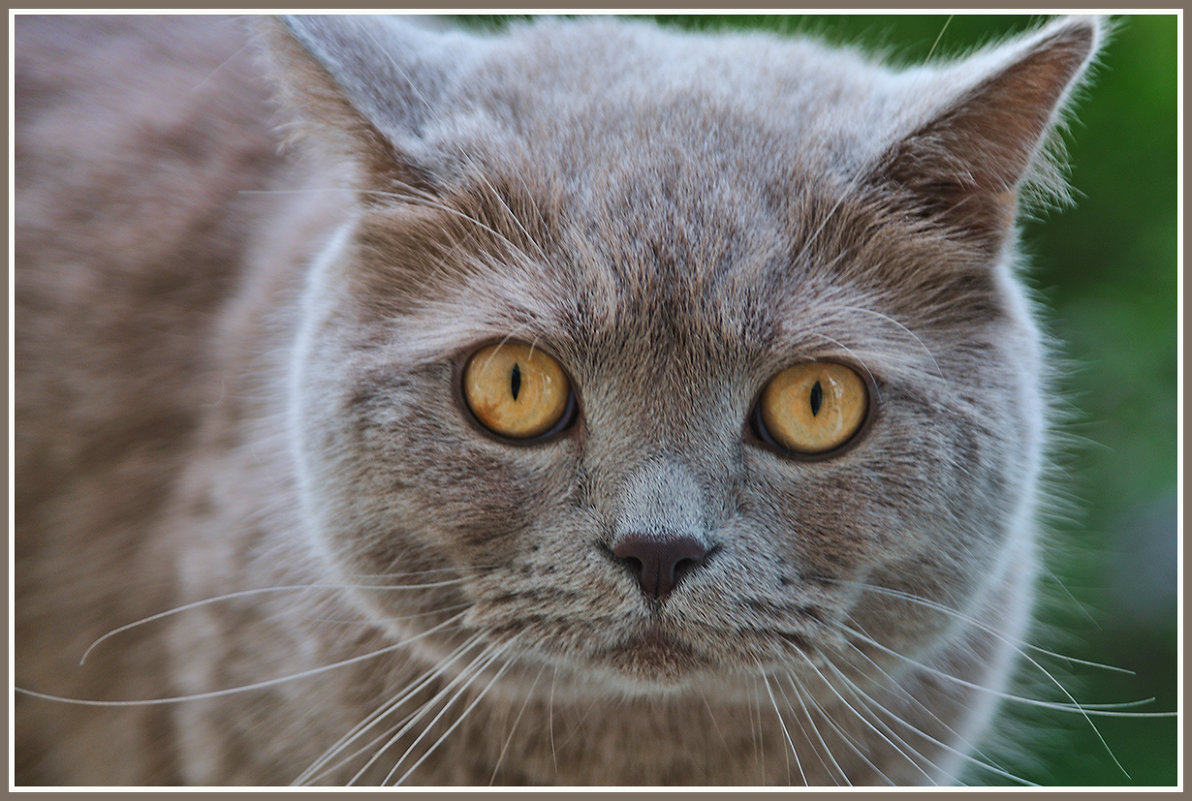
[871,15,1104,254]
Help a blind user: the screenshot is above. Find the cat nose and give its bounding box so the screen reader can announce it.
[612,534,711,601]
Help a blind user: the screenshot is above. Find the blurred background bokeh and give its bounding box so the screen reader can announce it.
[457,13,1179,787]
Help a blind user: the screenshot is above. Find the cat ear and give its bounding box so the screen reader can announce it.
[259,15,474,191]
[871,15,1104,253]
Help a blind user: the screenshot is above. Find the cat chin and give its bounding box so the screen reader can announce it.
[572,660,727,700]
[566,628,796,698]
[573,658,770,704]
[455,620,722,695]
[593,624,709,684]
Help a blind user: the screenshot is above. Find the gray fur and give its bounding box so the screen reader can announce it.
[15,14,1102,785]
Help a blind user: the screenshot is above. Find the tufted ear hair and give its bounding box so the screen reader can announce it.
[869,15,1104,255]
[257,14,482,193]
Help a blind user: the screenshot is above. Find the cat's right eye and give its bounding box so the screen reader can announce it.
[753,361,869,455]
[462,343,574,440]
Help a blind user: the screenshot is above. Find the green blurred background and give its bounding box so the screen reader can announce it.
[460,13,1178,787]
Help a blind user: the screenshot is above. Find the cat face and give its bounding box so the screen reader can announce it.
[288,134,1038,694]
[275,15,1095,695]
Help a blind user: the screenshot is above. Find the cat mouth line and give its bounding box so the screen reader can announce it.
[597,623,708,674]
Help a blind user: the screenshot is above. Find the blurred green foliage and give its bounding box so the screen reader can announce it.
[458,13,1178,786]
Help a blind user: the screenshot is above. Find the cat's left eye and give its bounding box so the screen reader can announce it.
[462,343,574,440]
[753,361,869,455]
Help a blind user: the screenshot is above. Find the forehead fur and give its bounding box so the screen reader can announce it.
[345,153,990,397]
[416,19,921,185]
[274,13,1093,411]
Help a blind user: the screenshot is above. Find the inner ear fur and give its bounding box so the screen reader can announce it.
[871,16,1102,254]
[255,16,441,195]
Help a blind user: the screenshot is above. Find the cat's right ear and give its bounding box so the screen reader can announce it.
[257,15,472,193]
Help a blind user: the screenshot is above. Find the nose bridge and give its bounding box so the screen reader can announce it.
[584,342,740,543]
[615,455,708,544]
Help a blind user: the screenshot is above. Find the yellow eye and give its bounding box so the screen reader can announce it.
[757,362,869,454]
[463,343,573,439]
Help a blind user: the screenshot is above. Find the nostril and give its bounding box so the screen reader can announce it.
[621,555,644,574]
[611,534,711,601]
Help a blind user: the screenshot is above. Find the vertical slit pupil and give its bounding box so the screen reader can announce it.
[809,380,822,416]
[511,363,522,400]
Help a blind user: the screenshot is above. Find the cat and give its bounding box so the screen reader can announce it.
[14,13,1110,786]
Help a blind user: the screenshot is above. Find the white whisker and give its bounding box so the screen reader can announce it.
[788,668,896,786]
[554,695,602,751]
[474,170,550,263]
[18,611,467,708]
[819,655,964,785]
[839,636,1002,773]
[838,304,945,380]
[695,689,732,754]
[308,601,472,628]
[793,648,937,784]
[748,677,765,782]
[772,671,845,786]
[295,632,486,785]
[785,671,851,786]
[190,38,252,92]
[807,333,883,403]
[359,189,534,266]
[824,653,1036,786]
[488,664,545,785]
[840,618,1163,715]
[388,637,522,786]
[548,665,559,776]
[833,580,1135,676]
[1043,568,1103,632]
[348,636,505,785]
[790,181,858,269]
[758,665,804,785]
[79,580,467,665]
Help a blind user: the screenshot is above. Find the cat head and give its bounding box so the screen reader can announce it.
[263,15,1101,693]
